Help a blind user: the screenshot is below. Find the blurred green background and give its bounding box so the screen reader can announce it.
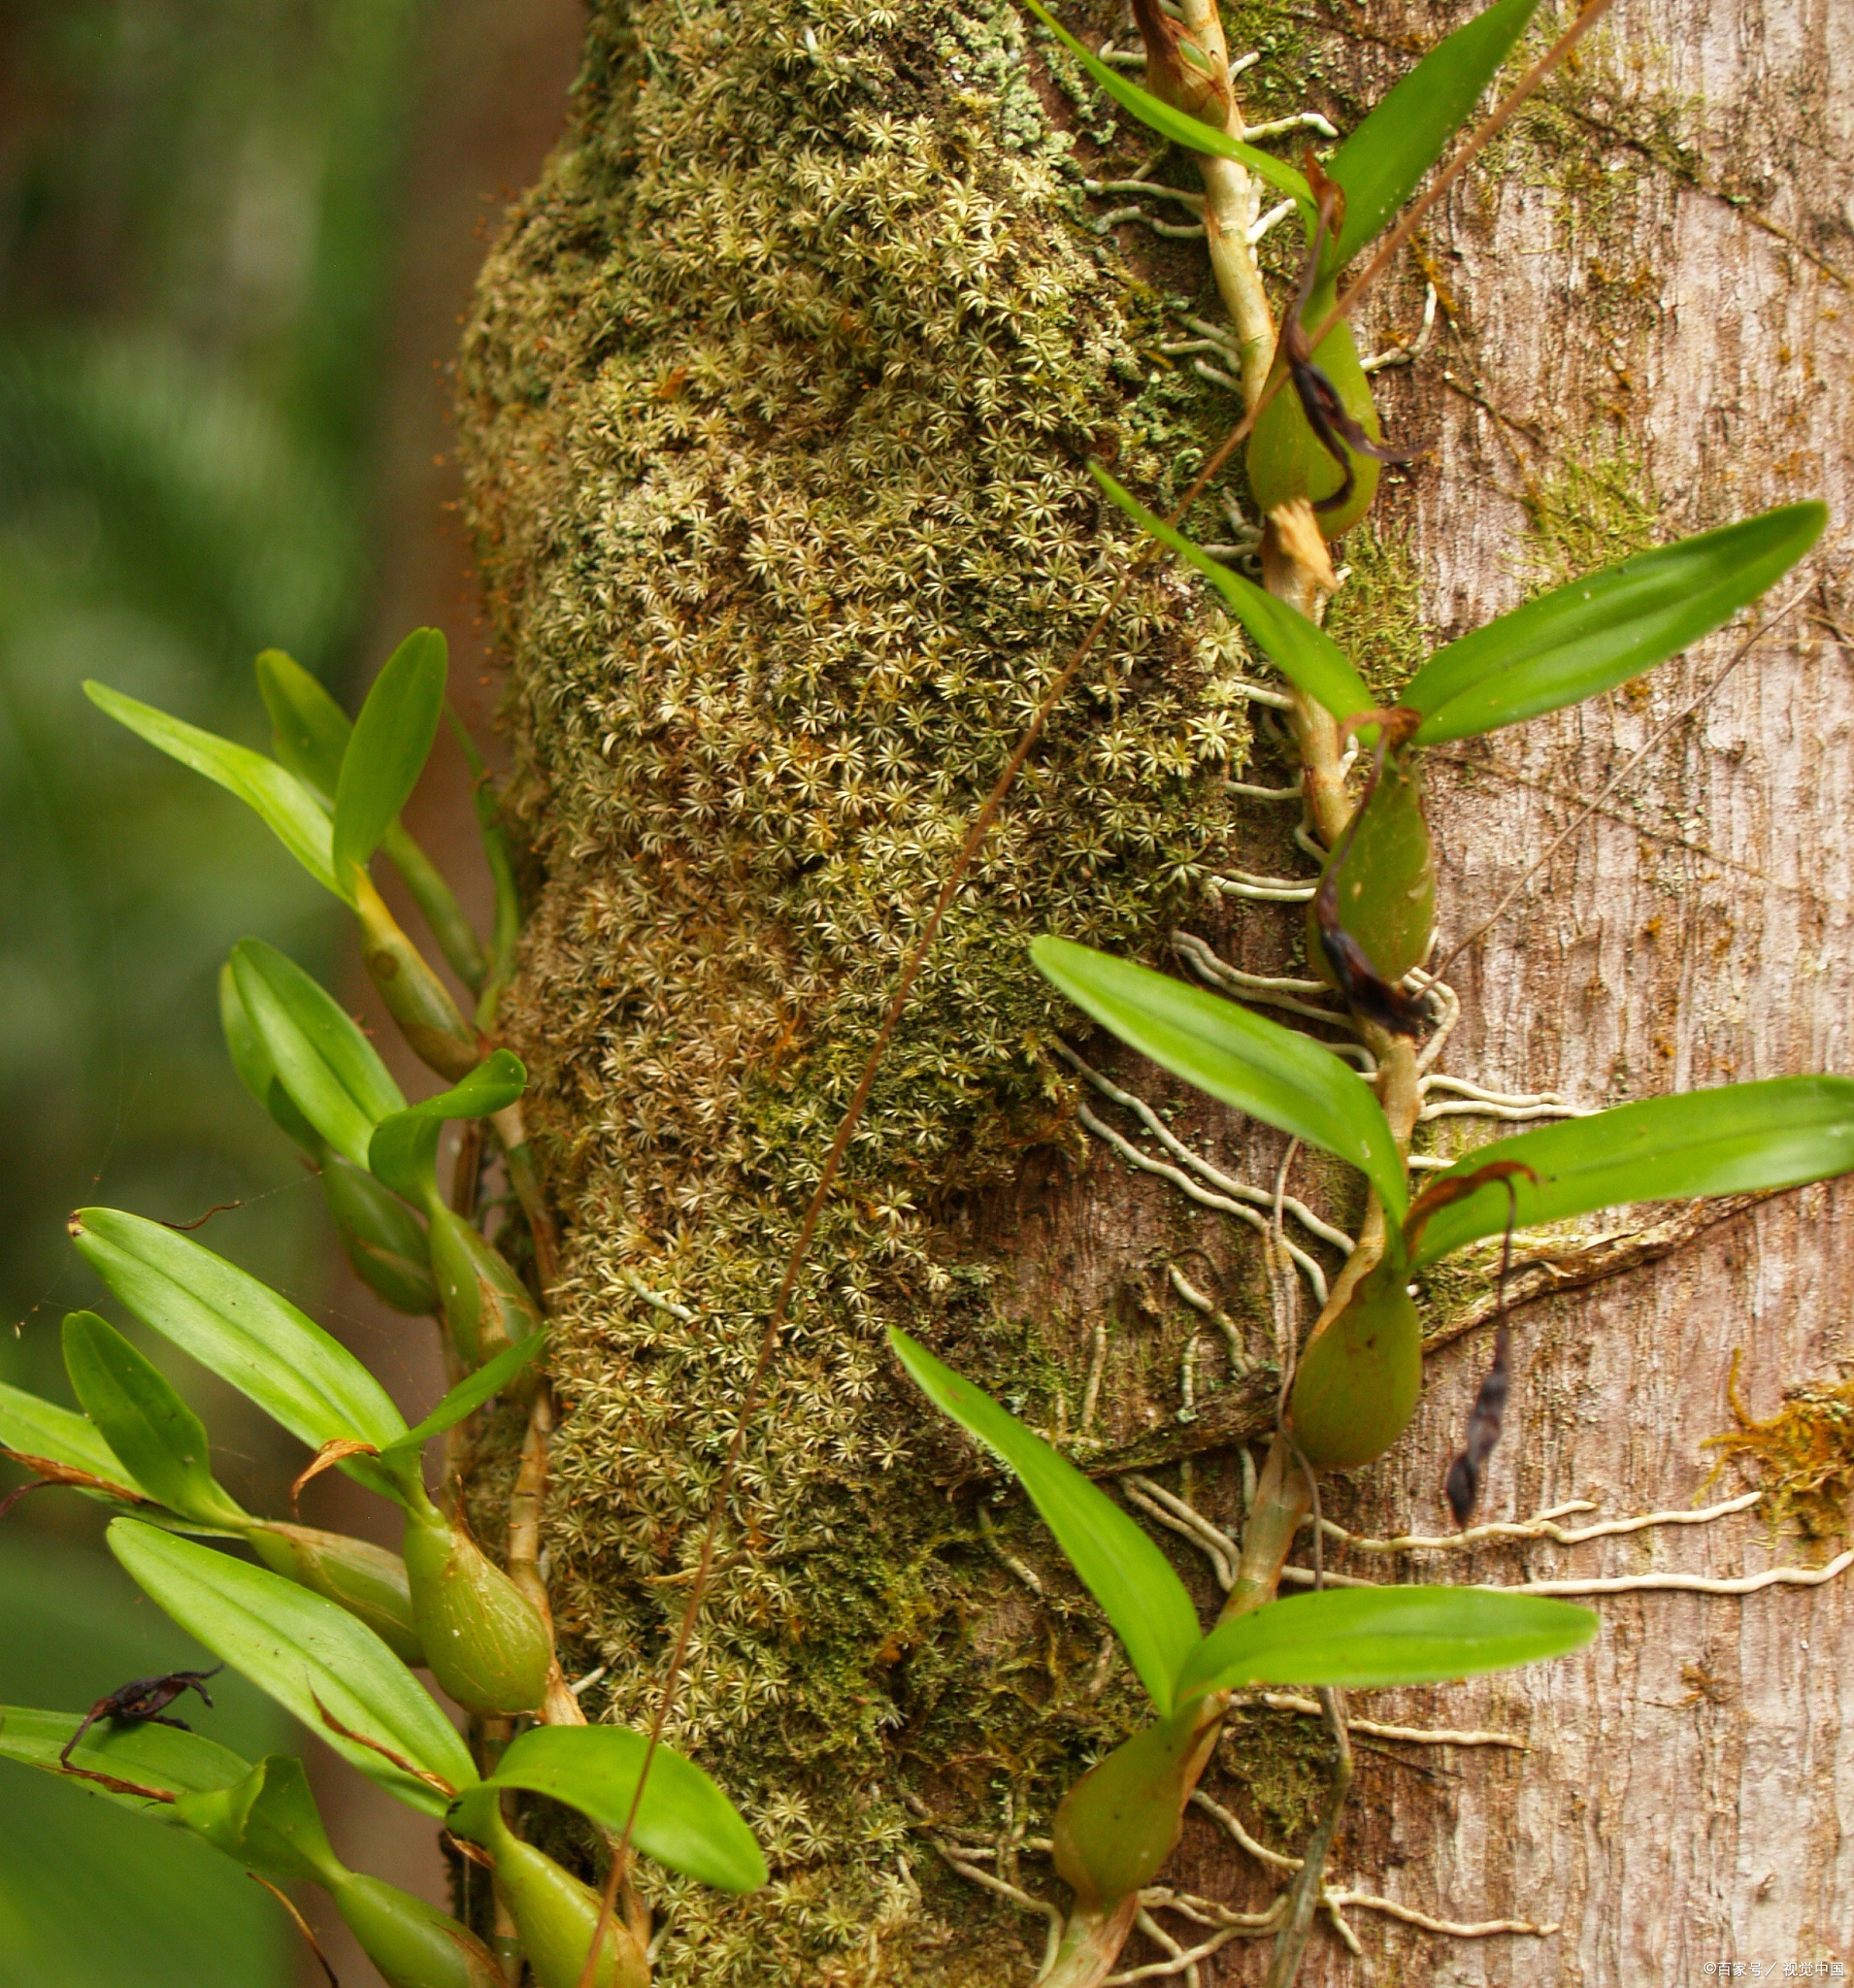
[0,1,580,1980]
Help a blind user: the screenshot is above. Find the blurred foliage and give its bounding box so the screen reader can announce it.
[0,1526,291,1988]
[0,1,426,1978]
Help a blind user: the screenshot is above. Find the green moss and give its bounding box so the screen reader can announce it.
[454,2,1314,1978]
[1517,426,1661,589]
[1327,520,1430,703]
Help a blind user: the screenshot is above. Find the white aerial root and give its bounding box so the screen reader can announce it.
[622,1269,695,1319]
[1314,1490,1760,1554]
[1361,281,1440,373]
[1512,1552,1854,1598]
[1060,1044,1344,1305]
[1076,1101,1333,1304]
[1249,1695,1526,1748]
[1094,203,1208,240]
[1173,931,1352,1030]
[1125,1473,1240,1590]
[1187,1790,1551,1952]
[1260,1485,1854,1597]
[1059,1042,1354,1252]
[932,1843,1064,1975]
[978,1507,1046,1598]
[1087,179,1206,213]
[1168,1263,1250,1376]
[1207,867,1317,904]
[1324,1892,1558,1939]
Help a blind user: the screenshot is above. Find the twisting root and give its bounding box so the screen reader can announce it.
[1076,1100,1333,1304]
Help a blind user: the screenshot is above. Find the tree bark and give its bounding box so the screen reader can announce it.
[457,2,1853,1982]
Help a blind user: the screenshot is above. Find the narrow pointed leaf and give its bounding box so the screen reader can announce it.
[1409,1076,1854,1265]
[1175,1585,1597,1701]
[1021,0,1313,210]
[1092,467,1376,723]
[261,647,491,992]
[71,1209,409,1474]
[0,1381,134,1485]
[62,1312,250,1530]
[480,1725,767,1893]
[0,1705,252,1812]
[1324,0,1539,271]
[219,962,323,1153]
[381,1332,546,1457]
[109,1519,477,1813]
[1034,937,1407,1218]
[333,628,447,885]
[368,1050,527,1204]
[231,939,405,1169]
[889,1328,1199,1712]
[256,646,350,802]
[83,679,337,893]
[1403,504,1827,744]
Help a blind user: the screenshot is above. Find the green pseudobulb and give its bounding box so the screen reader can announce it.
[247,1522,425,1668]
[331,1873,506,1988]
[1288,1252,1422,1471]
[1308,746,1436,987]
[401,1496,551,1714]
[1246,282,1384,538]
[1051,1705,1211,1906]
[480,1811,649,1988]
[427,1202,542,1367]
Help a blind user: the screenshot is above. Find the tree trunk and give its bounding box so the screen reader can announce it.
[456,2,1853,1982]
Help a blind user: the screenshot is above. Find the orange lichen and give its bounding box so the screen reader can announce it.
[1705,1349,1854,1540]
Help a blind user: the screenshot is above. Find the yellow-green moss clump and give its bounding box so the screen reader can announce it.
[457,4,1272,1980]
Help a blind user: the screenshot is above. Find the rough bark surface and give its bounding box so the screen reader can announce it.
[457,1,1853,1981]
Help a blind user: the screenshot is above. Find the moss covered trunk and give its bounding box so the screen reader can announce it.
[457,1,1852,1981]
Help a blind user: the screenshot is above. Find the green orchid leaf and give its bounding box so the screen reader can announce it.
[61,1312,250,1531]
[83,679,337,894]
[1175,1584,1597,1701]
[888,1328,1199,1712]
[70,1209,409,1482]
[1091,466,1376,723]
[478,1725,767,1894]
[320,1155,439,1317]
[255,646,349,801]
[259,647,490,992]
[0,1704,252,1814]
[381,1332,546,1458]
[1403,504,1828,745]
[173,1753,346,1889]
[1021,0,1313,211]
[230,939,405,1170]
[1033,936,1407,1219]
[368,1050,527,1205]
[218,962,323,1154]
[1409,1076,1854,1266]
[108,1520,477,1815]
[0,1380,136,1486]
[1323,0,1539,271]
[380,821,489,994]
[332,627,447,886]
